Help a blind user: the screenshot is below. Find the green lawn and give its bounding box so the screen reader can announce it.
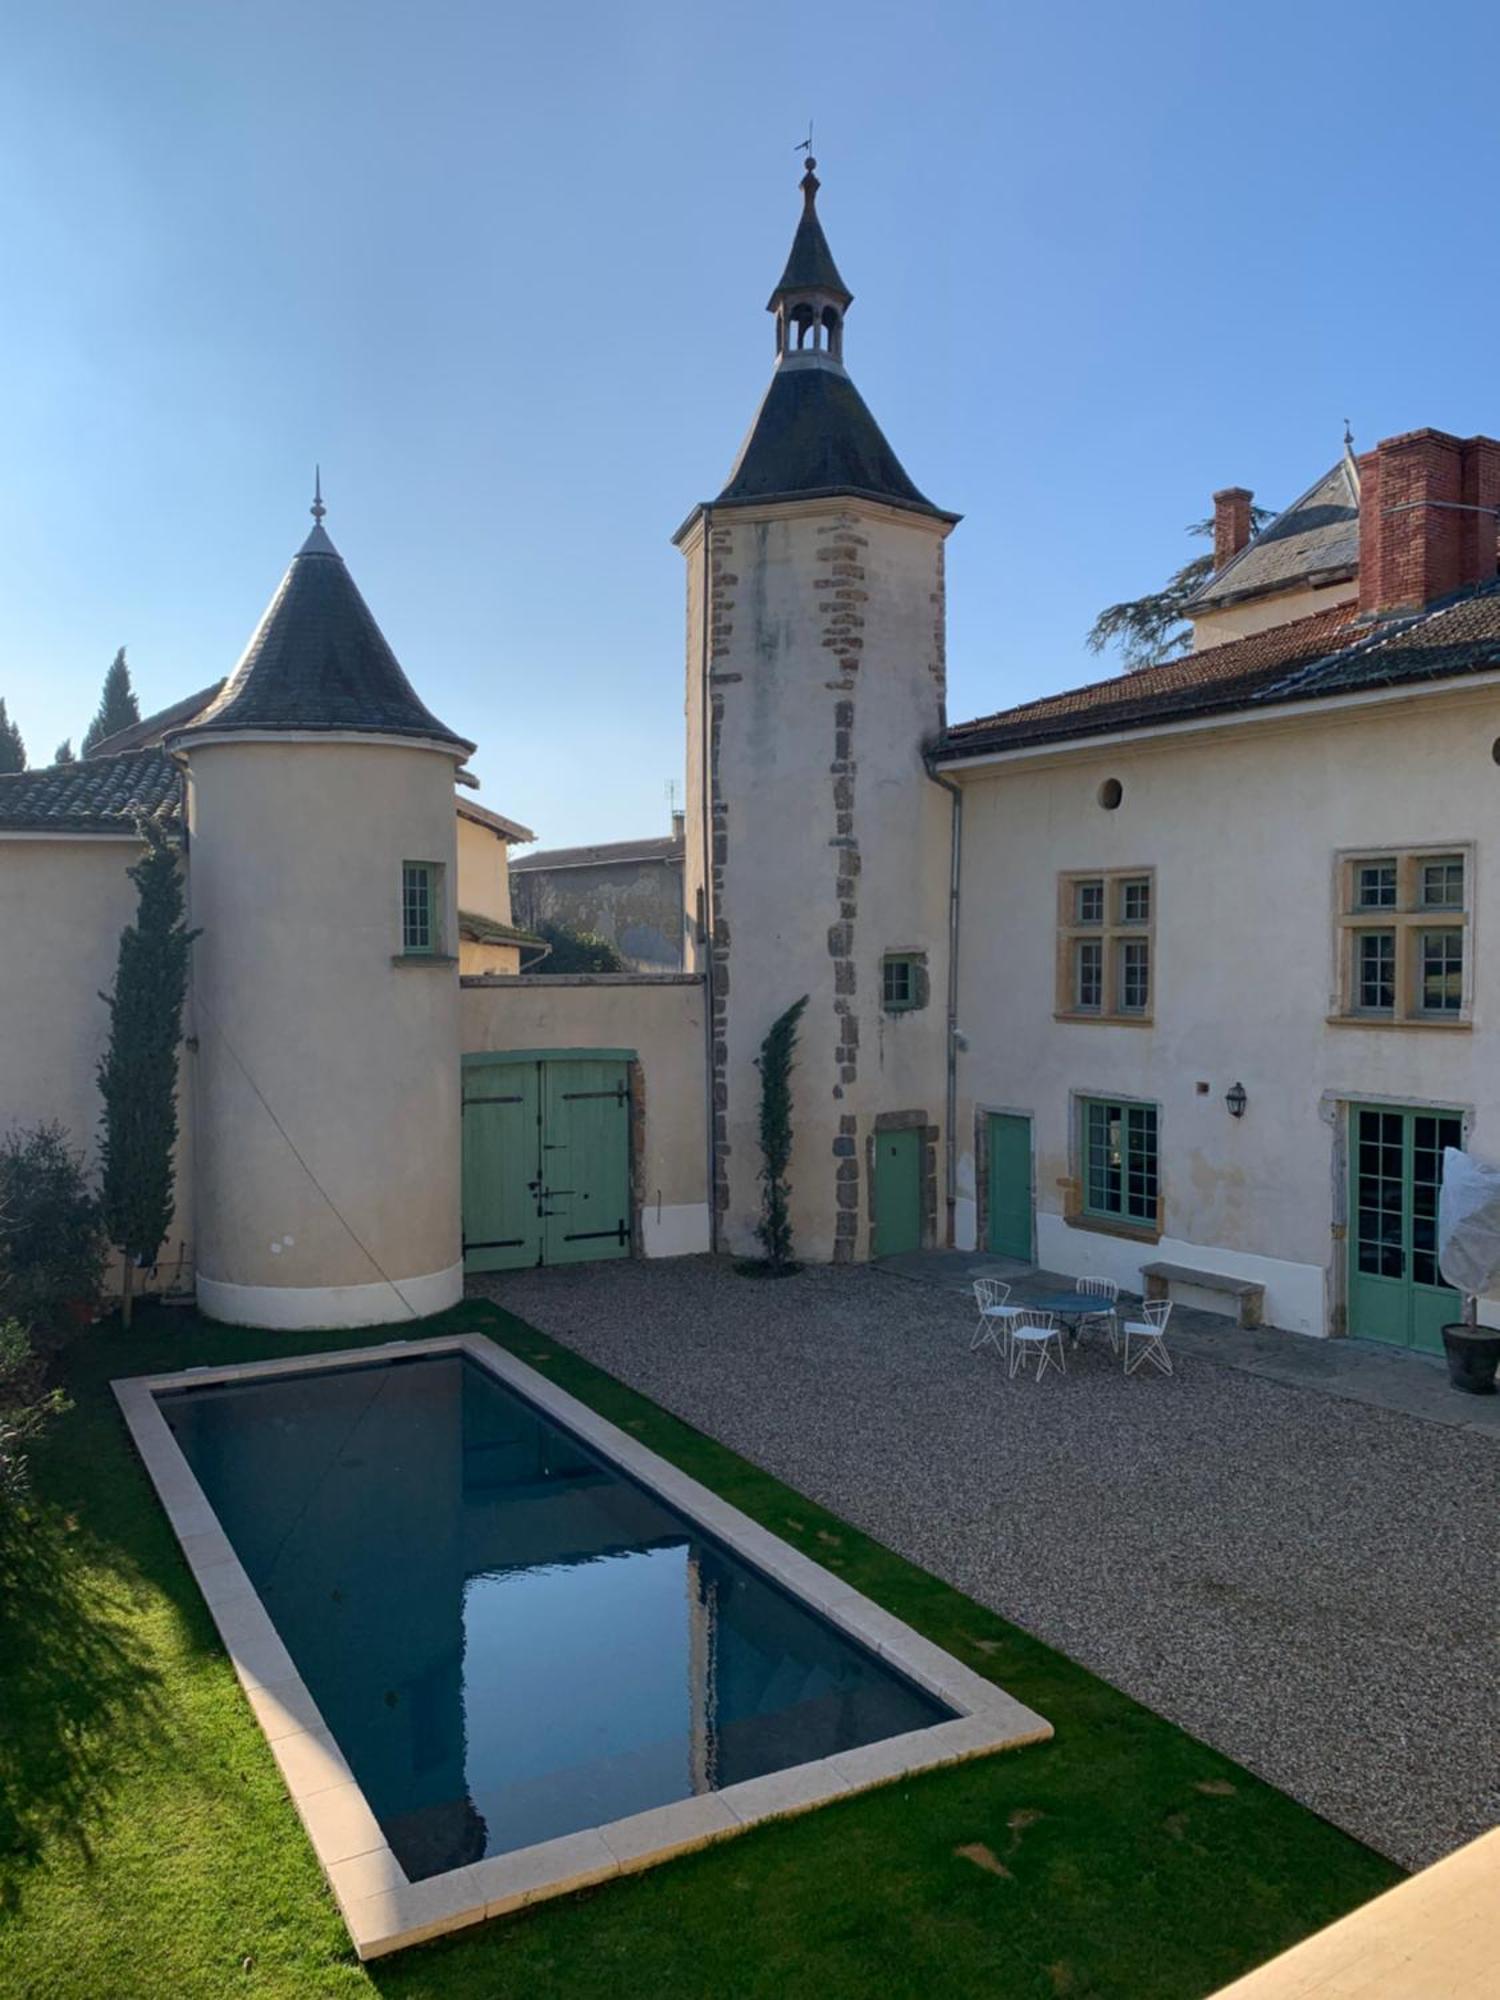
[0,1297,1400,2000]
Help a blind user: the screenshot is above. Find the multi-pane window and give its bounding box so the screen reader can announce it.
[1356,860,1397,909]
[1074,879,1104,926]
[1118,876,1150,926]
[1358,931,1395,1011]
[1057,869,1154,1022]
[1337,848,1471,1024]
[1081,1098,1159,1226]
[1420,930,1463,1014]
[401,861,441,955]
[1117,938,1150,1013]
[881,953,924,1012]
[1073,938,1103,1011]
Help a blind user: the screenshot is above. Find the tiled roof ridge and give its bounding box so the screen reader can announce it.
[0,743,182,833]
[947,601,1360,740]
[1254,575,1500,703]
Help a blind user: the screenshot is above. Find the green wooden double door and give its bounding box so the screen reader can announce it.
[1347,1104,1461,1353]
[462,1054,632,1272]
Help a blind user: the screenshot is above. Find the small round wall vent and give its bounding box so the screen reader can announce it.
[1098,777,1123,809]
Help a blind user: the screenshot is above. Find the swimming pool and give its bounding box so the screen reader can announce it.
[117,1333,1049,1957]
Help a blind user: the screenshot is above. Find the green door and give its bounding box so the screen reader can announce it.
[986,1113,1033,1260]
[462,1054,632,1272]
[541,1058,632,1264]
[873,1128,923,1257]
[462,1059,542,1272]
[1348,1105,1461,1352]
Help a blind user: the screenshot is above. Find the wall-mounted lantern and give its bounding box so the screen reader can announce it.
[1225,1080,1248,1119]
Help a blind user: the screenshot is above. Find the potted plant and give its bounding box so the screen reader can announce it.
[1440,1298,1500,1396]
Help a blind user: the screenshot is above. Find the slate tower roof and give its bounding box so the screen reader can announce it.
[168,487,473,755]
[710,162,955,524]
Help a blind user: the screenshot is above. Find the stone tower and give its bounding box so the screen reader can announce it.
[677,163,959,1263]
[168,495,474,1328]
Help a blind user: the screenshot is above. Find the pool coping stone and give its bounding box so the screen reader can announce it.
[113,1329,1051,1960]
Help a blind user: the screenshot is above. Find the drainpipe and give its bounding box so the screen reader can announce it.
[698,506,719,1253]
[924,753,963,1247]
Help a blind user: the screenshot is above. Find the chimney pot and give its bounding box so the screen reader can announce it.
[1212,487,1254,571]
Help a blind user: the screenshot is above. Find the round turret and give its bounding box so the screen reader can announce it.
[168,492,475,1328]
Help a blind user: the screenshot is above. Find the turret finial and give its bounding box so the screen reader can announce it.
[311,465,326,526]
[795,121,818,204]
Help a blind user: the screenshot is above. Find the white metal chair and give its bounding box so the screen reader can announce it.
[1122,1299,1174,1376]
[1008,1310,1065,1382]
[971,1278,1026,1356]
[1076,1275,1119,1351]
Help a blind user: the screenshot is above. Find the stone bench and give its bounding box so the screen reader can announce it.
[1140,1260,1265,1331]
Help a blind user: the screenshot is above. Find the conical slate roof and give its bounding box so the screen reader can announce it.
[169,523,473,754]
[768,166,851,308]
[718,364,948,517]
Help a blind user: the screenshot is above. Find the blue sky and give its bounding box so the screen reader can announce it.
[2,2,1497,841]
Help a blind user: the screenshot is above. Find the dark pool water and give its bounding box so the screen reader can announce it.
[160,1351,950,1879]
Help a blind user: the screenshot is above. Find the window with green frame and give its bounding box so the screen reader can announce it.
[881,953,921,1012]
[1081,1097,1159,1226]
[401,861,443,955]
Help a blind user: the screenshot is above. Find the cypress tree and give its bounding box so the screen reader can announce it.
[53,739,74,766]
[752,995,808,1274]
[0,700,25,775]
[96,820,197,1326]
[81,648,140,754]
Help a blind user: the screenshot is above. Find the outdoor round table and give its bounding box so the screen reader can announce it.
[1024,1291,1113,1344]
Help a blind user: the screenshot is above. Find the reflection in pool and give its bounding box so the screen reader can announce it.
[161,1352,951,1879]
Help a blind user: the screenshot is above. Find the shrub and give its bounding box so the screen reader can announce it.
[534,921,625,974]
[0,1123,106,1344]
[0,1320,68,1513]
[752,995,808,1274]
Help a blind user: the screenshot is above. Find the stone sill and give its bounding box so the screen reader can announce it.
[1325,1013,1470,1031]
[1052,1011,1154,1029]
[391,953,458,967]
[461,972,703,988]
[1063,1211,1163,1246]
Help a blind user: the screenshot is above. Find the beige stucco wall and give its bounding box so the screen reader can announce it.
[460,972,708,1255]
[1191,577,1357,649]
[456,810,514,926]
[0,833,193,1293]
[185,737,463,1325]
[682,497,955,1262]
[950,679,1500,1333]
[459,938,522,977]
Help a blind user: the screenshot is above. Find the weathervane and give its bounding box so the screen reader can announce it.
[795,119,814,159]
[1343,418,1354,450]
[311,464,326,526]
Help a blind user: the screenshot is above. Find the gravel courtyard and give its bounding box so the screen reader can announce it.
[474,1257,1497,1872]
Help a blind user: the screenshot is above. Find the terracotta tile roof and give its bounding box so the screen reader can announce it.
[0,747,181,834]
[941,601,1364,757]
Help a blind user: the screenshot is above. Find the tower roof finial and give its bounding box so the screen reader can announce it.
[768,136,851,313]
[311,464,326,526]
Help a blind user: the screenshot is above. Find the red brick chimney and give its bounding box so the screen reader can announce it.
[1212,487,1254,571]
[1358,429,1500,616]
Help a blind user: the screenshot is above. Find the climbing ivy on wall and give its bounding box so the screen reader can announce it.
[752,995,808,1274]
